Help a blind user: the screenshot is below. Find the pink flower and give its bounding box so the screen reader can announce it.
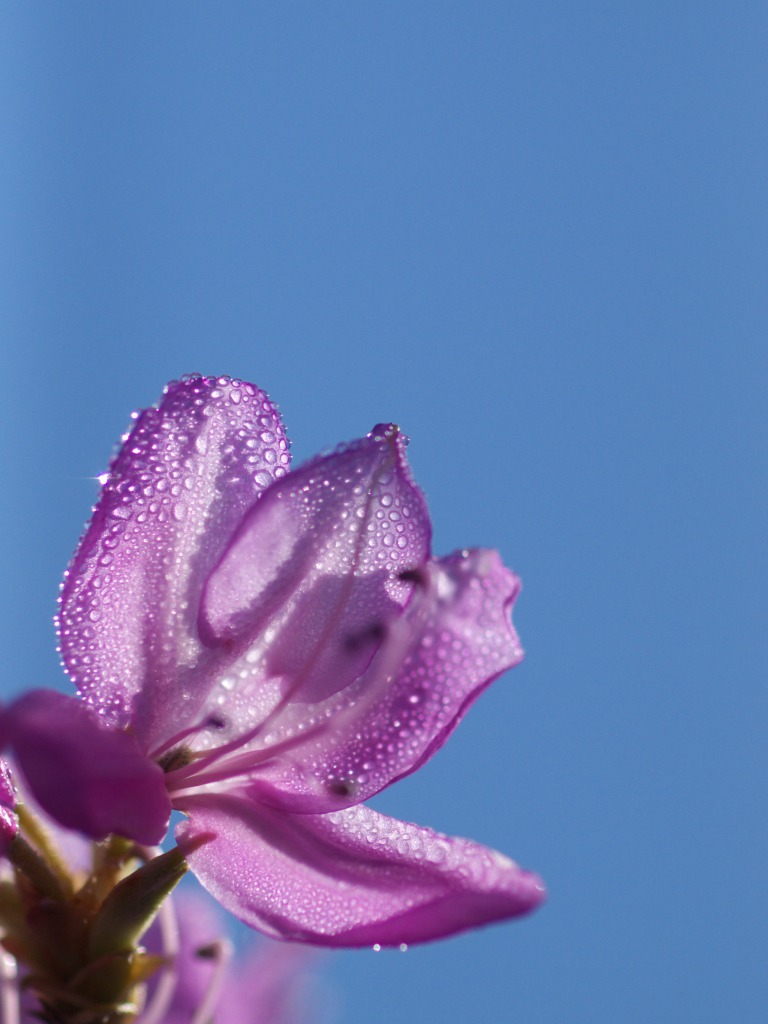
[4,376,544,946]
[0,758,18,854]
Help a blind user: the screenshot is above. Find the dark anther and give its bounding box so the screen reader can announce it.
[327,779,356,797]
[158,746,193,772]
[343,620,387,652]
[398,567,426,586]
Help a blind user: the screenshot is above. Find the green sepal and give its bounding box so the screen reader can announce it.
[86,845,188,961]
[25,957,142,1024]
[7,834,69,903]
[68,948,145,1007]
[0,878,25,934]
[16,803,76,895]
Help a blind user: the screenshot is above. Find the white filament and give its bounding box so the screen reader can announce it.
[138,894,180,1024]
[189,938,233,1024]
[0,950,19,1024]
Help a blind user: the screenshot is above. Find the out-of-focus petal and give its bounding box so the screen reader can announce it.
[246,549,523,813]
[144,888,226,1024]
[150,889,319,1024]
[2,690,171,844]
[0,757,18,853]
[195,425,430,742]
[58,376,290,750]
[177,794,545,947]
[218,938,319,1024]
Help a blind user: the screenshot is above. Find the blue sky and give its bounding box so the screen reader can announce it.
[2,4,766,1022]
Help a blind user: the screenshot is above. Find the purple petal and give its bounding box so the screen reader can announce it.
[177,794,545,947]
[57,376,290,750]
[146,889,318,1024]
[219,937,319,1024]
[2,690,171,844]
[144,889,227,1024]
[218,939,318,1024]
[246,549,523,813]
[194,425,430,741]
[0,757,18,853]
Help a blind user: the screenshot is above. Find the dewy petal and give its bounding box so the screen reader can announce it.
[57,376,290,750]
[177,794,545,947]
[1,690,171,844]
[194,424,430,740]
[245,549,523,813]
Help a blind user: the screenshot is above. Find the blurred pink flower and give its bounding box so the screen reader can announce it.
[145,890,320,1024]
[0,759,18,854]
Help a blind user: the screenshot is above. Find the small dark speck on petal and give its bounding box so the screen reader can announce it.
[343,621,387,652]
[327,779,356,797]
[398,567,426,586]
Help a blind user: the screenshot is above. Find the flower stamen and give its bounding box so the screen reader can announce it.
[189,938,233,1024]
[136,890,180,1024]
[0,949,19,1024]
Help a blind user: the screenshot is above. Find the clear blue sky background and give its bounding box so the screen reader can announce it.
[2,4,765,1022]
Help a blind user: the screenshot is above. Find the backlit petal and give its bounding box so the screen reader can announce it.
[245,549,523,813]
[177,794,544,947]
[2,690,171,844]
[194,425,430,744]
[57,376,290,750]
